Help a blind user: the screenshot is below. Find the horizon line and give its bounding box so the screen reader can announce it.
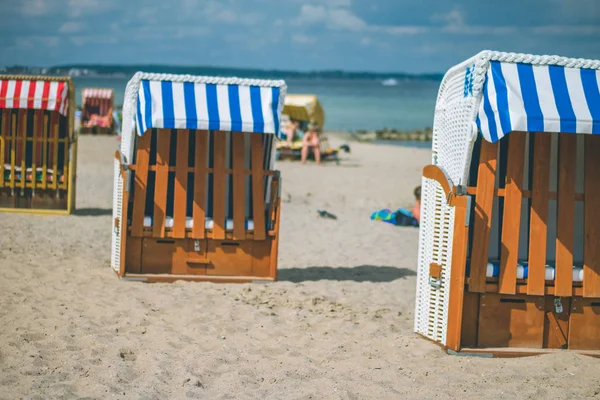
[2,63,445,78]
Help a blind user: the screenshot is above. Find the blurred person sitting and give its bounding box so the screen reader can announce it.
[301,122,321,165]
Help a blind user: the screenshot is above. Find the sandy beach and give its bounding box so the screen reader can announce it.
[1,134,599,399]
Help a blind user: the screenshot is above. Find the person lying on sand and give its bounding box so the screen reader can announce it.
[301,122,321,165]
[370,185,421,227]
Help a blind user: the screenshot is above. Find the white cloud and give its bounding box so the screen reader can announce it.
[431,9,517,35]
[297,4,328,24]
[531,25,600,35]
[431,9,465,31]
[378,26,428,35]
[69,34,118,46]
[181,0,263,26]
[59,21,84,33]
[68,0,111,18]
[20,0,52,16]
[176,27,210,38]
[328,7,366,30]
[292,34,317,44]
[15,36,60,49]
[296,4,366,31]
[295,3,423,35]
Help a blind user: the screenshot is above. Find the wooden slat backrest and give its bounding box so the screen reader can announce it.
[41,113,49,189]
[251,134,266,240]
[584,135,600,298]
[232,132,246,240]
[153,128,171,238]
[130,132,151,237]
[18,109,27,189]
[9,112,16,188]
[0,110,9,187]
[60,114,69,190]
[528,133,552,295]
[128,129,277,240]
[212,132,227,240]
[173,130,189,239]
[469,140,498,292]
[49,111,59,189]
[555,133,576,297]
[31,110,43,190]
[192,130,208,239]
[498,131,526,294]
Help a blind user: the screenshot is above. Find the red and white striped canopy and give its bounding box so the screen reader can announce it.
[0,79,69,116]
[82,88,113,101]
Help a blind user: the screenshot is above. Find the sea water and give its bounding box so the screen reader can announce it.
[71,76,440,132]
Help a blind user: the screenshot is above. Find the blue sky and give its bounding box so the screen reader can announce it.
[1,0,599,73]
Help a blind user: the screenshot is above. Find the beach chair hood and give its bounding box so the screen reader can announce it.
[282,94,325,129]
[82,88,113,102]
[470,54,600,143]
[430,51,600,189]
[0,77,70,116]
[119,72,286,162]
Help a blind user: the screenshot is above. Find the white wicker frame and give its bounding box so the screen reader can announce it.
[111,72,287,273]
[413,50,600,345]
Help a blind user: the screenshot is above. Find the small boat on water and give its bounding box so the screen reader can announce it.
[382,78,398,86]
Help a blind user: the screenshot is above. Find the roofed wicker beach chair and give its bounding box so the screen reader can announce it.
[0,75,77,214]
[80,88,115,134]
[414,51,600,357]
[111,72,286,283]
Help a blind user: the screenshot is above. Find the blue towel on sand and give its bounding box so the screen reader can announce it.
[370,208,418,227]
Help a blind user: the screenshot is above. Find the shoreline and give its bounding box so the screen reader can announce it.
[326,129,433,144]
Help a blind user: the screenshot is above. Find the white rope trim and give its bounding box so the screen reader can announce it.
[471,50,600,95]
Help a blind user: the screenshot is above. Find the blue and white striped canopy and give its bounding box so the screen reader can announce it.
[476,61,600,143]
[136,78,286,138]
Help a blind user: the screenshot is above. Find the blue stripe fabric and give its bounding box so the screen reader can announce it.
[161,80,175,129]
[581,69,600,134]
[516,63,544,132]
[142,80,152,135]
[228,85,242,132]
[271,87,280,136]
[136,92,144,136]
[549,65,577,133]
[205,84,220,131]
[463,66,471,98]
[491,61,512,135]
[183,82,197,129]
[250,86,264,133]
[476,61,600,142]
[135,77,285,136]
[482,73,499,143]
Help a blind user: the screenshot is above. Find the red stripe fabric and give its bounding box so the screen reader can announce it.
[0,79,69,116]
[55,82,64,112]
[27,81,36,108]
[41,81,51,110]
[13,81,22,108]
[0,80,8,108]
